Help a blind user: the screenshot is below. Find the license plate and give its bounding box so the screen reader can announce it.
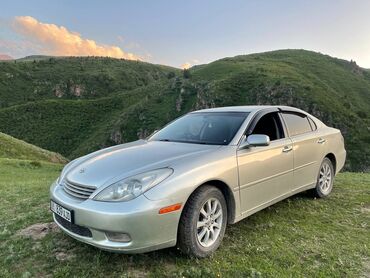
[50,200,72,223]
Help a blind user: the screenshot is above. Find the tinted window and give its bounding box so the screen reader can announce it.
[282,112,312,136]
[250,112,284,141]
[150,112,249,145]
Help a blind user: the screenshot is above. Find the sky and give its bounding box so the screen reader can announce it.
[0,0,370,68]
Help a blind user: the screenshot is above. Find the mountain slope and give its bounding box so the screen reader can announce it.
[0,56,178,107]
[0,132,67,163]
[0,50,369,171]
[188,50,370,170]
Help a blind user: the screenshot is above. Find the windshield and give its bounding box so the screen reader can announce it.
[150,112,249,145]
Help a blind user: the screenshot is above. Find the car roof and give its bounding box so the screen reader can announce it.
[191,105,304,114]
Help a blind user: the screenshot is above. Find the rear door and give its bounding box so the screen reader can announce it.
[281,111,325,192]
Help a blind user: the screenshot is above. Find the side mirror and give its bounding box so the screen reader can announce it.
[239,134,270,150]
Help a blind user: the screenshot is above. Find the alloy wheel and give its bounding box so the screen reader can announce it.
[196,198,223,248]
[319,162,332,194]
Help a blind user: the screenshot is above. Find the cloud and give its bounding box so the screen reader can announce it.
[0,38,42,56]
[180,62,192,69]
[13,16,141,60]
[180,59,200,69]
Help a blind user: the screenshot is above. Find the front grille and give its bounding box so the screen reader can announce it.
[63,180,96,199]
[54,214,92,238]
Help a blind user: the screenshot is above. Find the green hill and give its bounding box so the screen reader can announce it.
[0,56,178,107]
[0,132,67,163]
[0,50,369,171]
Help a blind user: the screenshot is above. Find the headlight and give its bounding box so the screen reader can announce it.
[94,168,173,202]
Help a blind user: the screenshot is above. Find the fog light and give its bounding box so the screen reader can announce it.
[105,232,131,242]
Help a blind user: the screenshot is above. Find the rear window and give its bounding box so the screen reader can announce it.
[282,112,312,136]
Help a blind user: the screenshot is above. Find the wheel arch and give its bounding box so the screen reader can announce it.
[181,179,237,225]
[325,153,337,173]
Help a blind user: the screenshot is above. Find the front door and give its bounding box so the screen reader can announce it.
[237,112,294,215]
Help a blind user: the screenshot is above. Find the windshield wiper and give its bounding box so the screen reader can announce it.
[159,139,171,142]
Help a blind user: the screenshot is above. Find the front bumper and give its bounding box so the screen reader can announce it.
[50,182,181,253]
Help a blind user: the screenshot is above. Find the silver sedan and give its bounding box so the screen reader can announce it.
[50,105,346,257]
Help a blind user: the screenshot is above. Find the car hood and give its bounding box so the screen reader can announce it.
[63,140,220,188]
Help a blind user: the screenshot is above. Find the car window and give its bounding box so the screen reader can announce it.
[308,117,317,131]
[250,112,285,141]
[150,112,249,145]
[282,112,312,136]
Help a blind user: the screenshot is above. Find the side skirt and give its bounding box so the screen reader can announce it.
[232,182,316,223]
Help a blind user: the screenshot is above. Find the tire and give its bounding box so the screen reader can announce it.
[177,185,227,258]
[313,157,334,198]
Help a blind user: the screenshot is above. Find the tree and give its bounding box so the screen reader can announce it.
[167,71,176,79]
[183,69,191,79]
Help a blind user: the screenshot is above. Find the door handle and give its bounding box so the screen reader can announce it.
[282,146,293,153]
[317,138,326,144]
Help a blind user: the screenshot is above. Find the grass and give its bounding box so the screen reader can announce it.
[0,158,369,277]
